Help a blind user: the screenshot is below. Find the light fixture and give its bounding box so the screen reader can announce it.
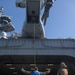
[31,68,35,70]
[13,72,17,74]
[47,64,54,66]
[6,64,12,66]
[30,64,36,66]
[10,67,15,70]
[46,68,50,70]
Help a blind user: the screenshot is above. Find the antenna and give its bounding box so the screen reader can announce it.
[0,6,4,17]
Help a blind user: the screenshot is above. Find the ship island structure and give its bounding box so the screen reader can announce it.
[0,0,75,75]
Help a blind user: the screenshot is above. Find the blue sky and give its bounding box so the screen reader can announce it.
[0,0,75,39]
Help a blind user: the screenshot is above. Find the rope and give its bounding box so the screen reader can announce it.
[33,22,36,66]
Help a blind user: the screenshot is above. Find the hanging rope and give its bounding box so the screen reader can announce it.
[33,22,36,66]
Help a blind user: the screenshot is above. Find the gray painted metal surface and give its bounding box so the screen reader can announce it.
[21,0,45,38]
[0,38,75,57]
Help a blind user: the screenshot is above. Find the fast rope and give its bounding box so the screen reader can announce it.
[33,22,36,66]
